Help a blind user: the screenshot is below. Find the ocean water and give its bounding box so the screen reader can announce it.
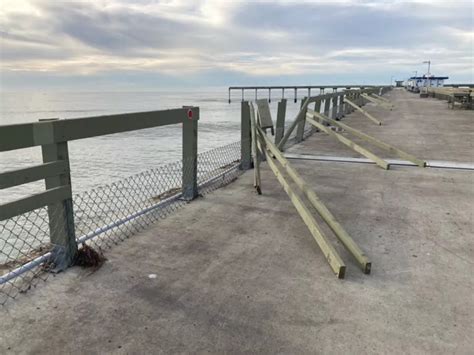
[0,89,302,203]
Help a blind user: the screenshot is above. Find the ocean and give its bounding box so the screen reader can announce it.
[0,89,302,203]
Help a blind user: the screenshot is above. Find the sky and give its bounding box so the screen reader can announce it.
[0,0,472,91]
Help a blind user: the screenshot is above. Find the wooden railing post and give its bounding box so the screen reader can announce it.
[240,101,252,170]
[331,94,338,120]
[40,119,77,270]
[295,97,308,142]
[338,94,345,119]
[275,99,287,145]
[323,97,331,125]
[182,107,199,200]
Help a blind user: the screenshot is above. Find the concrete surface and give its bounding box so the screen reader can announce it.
[1,89,473,354]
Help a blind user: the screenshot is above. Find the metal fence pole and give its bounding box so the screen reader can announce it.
[295,97,308,142]
[40,119,77,270]
[275,99,287,145]
[240,101,252,170]
[182,107,199,200]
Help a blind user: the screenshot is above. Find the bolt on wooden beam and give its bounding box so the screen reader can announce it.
[257,125,371,273]
[310,110,426,167]
[306,114,390,170]
[345,98,382,125]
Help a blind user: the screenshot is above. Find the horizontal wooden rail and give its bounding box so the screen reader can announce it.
[0,185,71,221]
[0,107,198,152]
[229,85,385,90]
[0,161,69,190]
[306,115,389,170]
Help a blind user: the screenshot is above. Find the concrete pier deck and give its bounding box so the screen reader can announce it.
[1,90,473,354]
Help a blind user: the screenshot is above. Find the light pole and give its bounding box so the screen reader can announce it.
[423,60,431,88]
[423,60,431,76]
[390,76,394,86]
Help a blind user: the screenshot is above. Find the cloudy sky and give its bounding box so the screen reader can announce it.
[0,0,472,90]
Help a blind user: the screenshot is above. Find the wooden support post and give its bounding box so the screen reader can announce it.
[331,95,338,120]
[40,120,77,270]
[312,111,426,167]
[313,98,322,128]
[257,134,346,278]
[323,97,331,117]
[249,102,262,194]
[240,101,252,170]
[275,99,287,145]
[295,97,307,142]
[348,93,355,114]
[345,98,382,125]
[306,115,389,170]
[339,94,345,118]
[258,126,371,273]
[182,107,199,200]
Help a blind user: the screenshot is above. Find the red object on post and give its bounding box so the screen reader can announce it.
[187,109,193,119]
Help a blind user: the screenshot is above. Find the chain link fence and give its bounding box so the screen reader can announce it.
[1,140,241,305]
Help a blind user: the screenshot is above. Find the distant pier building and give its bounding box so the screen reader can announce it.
[406,75,448,93]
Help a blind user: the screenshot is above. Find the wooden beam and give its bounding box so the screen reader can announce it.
[361,93,392,110]
[0,186,71,221]
[249,102,262,194]
[0,108,196,152]
[258,136,346,278]
[306,115,390,170]
[277,97,310,151]
[345,98,382,125]
[310,110,426,167]
[257,126,371,273]
[371,93,391,104]
[0,161,68,190]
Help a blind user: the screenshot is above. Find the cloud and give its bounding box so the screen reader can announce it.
[0,0,472,89]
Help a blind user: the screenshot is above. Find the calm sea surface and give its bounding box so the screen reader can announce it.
[0,89,302,203]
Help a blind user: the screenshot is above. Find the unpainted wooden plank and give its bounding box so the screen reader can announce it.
[258,126,371,273]
[306,115,389,170]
